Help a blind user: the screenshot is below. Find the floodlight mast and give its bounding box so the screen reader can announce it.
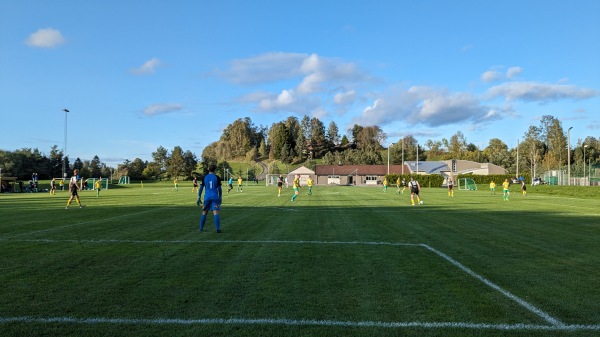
[387,143,394,175]
[567,127,573,186]
[62,109,69,179]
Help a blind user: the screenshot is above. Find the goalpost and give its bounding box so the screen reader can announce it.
[266,174,283,186]
[86,178,109,190]
[458,178,478,190]
[118,176,130,184]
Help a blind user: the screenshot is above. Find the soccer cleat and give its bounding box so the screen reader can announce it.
[216,229,222,233]
[80,205,86,208]
[65,206,69,209]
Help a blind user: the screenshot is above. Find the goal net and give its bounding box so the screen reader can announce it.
[265,174,286,187]
[86,178,109,190]
[458,178,478,190]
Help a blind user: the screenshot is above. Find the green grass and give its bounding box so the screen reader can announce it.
[1,184,599,336]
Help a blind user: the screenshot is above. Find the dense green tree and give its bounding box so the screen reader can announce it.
[327,121,340,146]
[401,135,418,161]
[220,117,262,158]
[309,117,328,158]
[258,139,268,160]
[73,158,84,171]
[89,155,102,177]
[424,139,445,160]
[539,115,567,169]
[340,135,350,147]
[152,146,169,173]
[182,150,198,178]
[355,126,385,152]
[267,122,290,161]
[167,146,186,178]
[445,131,468,159]
[521,126,544,178]
[483,138,511,168]
[48,145,63,178]
[128,158,146,180]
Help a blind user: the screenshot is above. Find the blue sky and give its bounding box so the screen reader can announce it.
[1,0,599,166]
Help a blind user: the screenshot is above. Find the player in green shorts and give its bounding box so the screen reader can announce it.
[291,174,301,201]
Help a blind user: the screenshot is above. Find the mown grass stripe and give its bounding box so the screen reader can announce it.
[422,244,563,326]
[1,316,599,331]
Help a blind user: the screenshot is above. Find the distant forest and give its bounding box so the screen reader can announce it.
[1,114,597,181]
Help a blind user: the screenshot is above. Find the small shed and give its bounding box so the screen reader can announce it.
[287,166,316,186]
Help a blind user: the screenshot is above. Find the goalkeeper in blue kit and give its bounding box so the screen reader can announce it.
[197,164,223,233]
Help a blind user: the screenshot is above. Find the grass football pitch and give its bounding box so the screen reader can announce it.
[1,182,599,337]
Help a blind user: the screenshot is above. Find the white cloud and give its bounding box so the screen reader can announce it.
[220,52,371,115]
[485,82,598,102]
[506,66,523,79]
[334,90,357,105]
[481,70,502,83]
[143,103,183,116]
[25,28,65,48]
[352,86,499,128]
[587,121,600,130]
[218,52,306,85]
[131,58,162,75]
[258,90,295,111]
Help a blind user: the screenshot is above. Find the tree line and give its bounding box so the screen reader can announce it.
[1,114,597,181]
[201,115,598,178]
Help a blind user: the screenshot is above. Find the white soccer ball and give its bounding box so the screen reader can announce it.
[419,201,424,205]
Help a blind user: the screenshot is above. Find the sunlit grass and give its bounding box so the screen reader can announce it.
[1,183,599,336]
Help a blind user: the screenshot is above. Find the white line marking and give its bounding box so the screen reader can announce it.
[0,238,580,329]
[421,244,564,326]
[3,207,172,239]
[0,238,422,247]
[0,316,598,331]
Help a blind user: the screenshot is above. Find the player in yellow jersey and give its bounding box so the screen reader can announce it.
[502,179,510,201]
[173,177,179,191]
[291,174,301,201]
[237,176,243,192]
[489,180,496,195]
[307,176,313,195]
[95,177,102,198]
[383,178,388,192]
[395,177,401,194]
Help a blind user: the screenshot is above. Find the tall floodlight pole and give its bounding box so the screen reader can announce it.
[567,127,573,185]
[387,143,394,174]
[62,109,69,179]
[516,139,519,179]
[584,144,588,186]
[416,142,419,175]
[401,138,404,175]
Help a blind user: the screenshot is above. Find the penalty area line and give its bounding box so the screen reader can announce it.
[421,244,564,327]
[0,316,599,331]
[0,238,423,248]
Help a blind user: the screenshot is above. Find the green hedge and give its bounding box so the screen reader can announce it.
[385,174,444,188]
[385,173,526,188]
